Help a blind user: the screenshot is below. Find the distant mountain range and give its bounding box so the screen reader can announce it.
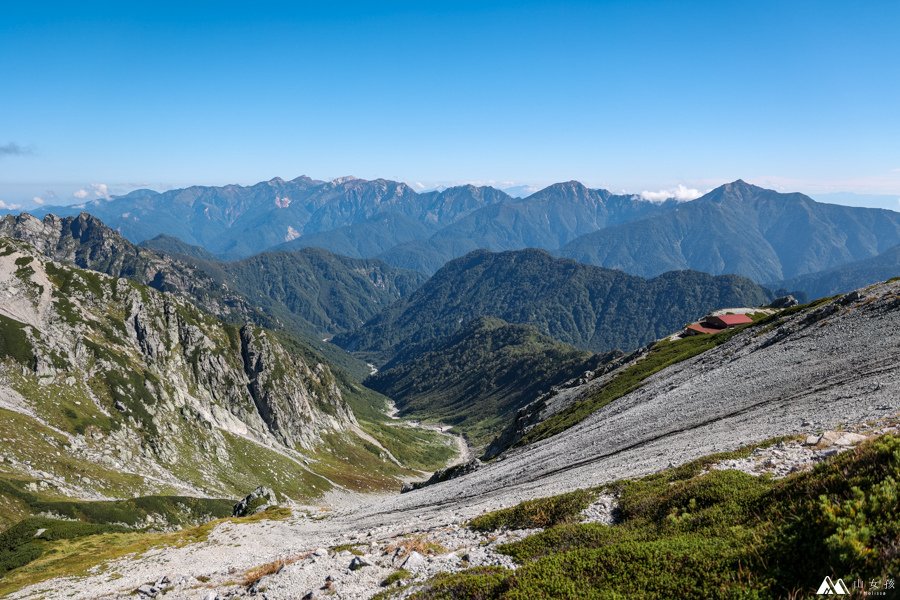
[26,177,513,260]
[17,177,898,291]
[774,243,900,299]
[335,248,772,359]
[559,180,900,283]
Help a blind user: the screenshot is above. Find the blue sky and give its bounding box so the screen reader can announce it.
[1,1,899,210]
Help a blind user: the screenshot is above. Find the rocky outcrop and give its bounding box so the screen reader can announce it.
[768,295,798,309]
[0,237,357,499]
[239,325,356,449]
[0,212,263,326]
[232,486,279,517]
[401,459,482,493]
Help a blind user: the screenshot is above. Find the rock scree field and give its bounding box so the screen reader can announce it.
[3,278,898,599]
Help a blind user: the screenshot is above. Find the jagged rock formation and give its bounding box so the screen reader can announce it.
[0,237,357,501]
[0,212,257,324]
[0,213,425,379]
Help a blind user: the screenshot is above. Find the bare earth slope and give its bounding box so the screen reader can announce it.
[11,279,900,599]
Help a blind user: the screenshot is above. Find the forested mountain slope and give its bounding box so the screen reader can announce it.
[336,248,772,358]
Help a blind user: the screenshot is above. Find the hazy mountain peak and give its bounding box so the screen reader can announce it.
[715,179,767,198]
[331,175,362,185]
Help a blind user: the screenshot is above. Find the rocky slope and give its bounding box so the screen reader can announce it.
[0,213,422,378]
[0,212,259,325]
[0,236,394,513]
[7,278,899,599]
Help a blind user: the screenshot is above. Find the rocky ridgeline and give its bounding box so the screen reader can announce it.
[0,212,263,326]
[0,237,356,499]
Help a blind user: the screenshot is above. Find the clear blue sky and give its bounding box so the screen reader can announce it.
[1,1,899,209]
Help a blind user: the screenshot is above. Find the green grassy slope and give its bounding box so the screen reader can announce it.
[410,434,900,599]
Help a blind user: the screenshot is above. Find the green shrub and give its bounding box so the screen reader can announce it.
[410,566,509,600]
[0,517,127,577]
[381,568,412,586]
[419,434,900,599]
[0,315,34,366]
[469,489,595,531]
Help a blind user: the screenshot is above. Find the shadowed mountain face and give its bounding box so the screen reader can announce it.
[335,248,772,359]
[376,182,679,273]
[774,243,900,299]
[559,180,900,282]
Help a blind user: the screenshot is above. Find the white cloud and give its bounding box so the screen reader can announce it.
[0,200,22,210]
[91,183,110,199]
[640,184,703,202]
[32,196,45,205]
[73,183,112,200]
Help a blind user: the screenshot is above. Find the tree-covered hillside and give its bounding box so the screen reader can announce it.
[336,248,772,358]
[366,318,615,447]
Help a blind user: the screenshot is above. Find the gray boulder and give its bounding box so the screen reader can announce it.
[769,295,798,309]
[232,486,278,517]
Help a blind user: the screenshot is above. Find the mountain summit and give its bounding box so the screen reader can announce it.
[560,180,900,281]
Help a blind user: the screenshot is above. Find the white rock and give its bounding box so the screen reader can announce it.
[401,550,427,571]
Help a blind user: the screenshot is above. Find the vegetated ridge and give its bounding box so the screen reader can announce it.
[366,317,618,447]
[336,248,772,359]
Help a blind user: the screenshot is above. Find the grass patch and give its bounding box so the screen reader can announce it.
[310,432,419,493]
[32,495,234,529]
[0,314,34,366]
[364,420,457,472]
[469,489,595,532]
[381,568,412,586]
[0,507,290,596]
[333,543,365,556]
[386,535,448,558]
[414,434,900,599]
[0,517,127,578]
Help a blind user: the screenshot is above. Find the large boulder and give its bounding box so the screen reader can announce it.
[232,486,278,517]
[401,459,482,493]
[769,295,798,309]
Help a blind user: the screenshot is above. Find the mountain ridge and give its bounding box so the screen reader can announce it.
[560,180,900,282]
[336,248,773,359]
